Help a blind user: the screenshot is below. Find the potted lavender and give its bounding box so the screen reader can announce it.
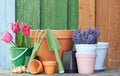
[72,26,100,74]
[72,26,100,54]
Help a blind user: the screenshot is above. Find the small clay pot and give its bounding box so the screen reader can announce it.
[28,59,43,74]
[42,61,56,74]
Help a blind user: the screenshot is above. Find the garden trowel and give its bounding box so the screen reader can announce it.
[46,29,64,73]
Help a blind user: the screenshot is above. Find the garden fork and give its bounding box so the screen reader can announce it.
[27,30,46,71]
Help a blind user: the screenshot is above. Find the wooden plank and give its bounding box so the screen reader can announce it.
[96,0,120,68]
[0,0,15,69]
[23,0,40,29]
[16,0,24,22]
[79,0,95,30]
[0,0,6,69]
[23,0,30,24]
[108,0,120,68]
[5,0,15,69]
[49,0,57,29]
[67,0,78,29]
[16,0,40,29]
[40,0,67,29]
[33,0,40,29]
[95,0,109,67]
[40,0,51,29]
[53,0,67,29]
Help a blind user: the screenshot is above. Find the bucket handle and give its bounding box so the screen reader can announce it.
[10,48,28,61]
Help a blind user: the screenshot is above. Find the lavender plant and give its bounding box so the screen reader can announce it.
[72,26,100,44]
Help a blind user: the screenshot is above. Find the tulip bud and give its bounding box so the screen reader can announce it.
[20,23,31,36]
[11,20,20,33]
[1,31,12,43]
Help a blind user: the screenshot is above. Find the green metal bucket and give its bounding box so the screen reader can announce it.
[10,47,33,67]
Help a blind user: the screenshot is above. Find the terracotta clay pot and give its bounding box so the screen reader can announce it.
[42,61,56,74]
[30,30,73,61]
[28,59,43,74]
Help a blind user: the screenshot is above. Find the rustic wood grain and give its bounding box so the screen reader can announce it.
[108,0,120,68]
[79,0,95,30]
[96,0,109,67]
[40,0,51,29]
[16,0,78,30]
[16,0,24,22]
[40,0,67,29]
[23,0,40,29]
[0,0,15,69]
[16,0,40,29]
[96,0,120,68]
[29,0,40,29]
[67,0,78,29]
[54,0,67,29]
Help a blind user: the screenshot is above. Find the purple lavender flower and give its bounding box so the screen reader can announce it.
[72,26,100,44]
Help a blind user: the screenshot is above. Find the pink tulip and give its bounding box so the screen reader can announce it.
[11,20,20,33]
[1,31,12,43]
[20,23,31,36]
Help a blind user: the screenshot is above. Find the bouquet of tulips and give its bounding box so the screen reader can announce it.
[1,20,32,48]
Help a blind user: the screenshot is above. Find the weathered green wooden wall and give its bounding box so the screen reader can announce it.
[16,0,78,30]
[16,0,40,29]
[67,0,78,29]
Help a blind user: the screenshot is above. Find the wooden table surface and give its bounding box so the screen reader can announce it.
[0,69,120,76]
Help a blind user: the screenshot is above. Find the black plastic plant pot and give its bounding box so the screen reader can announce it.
[62,51,78,73]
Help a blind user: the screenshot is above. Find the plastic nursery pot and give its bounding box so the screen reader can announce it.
[75,53,96,74]
[28,59,43,74]
[62,51,78,73]
[42,61,56,74]
[30,30,74,61]
[95,42,109,71]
